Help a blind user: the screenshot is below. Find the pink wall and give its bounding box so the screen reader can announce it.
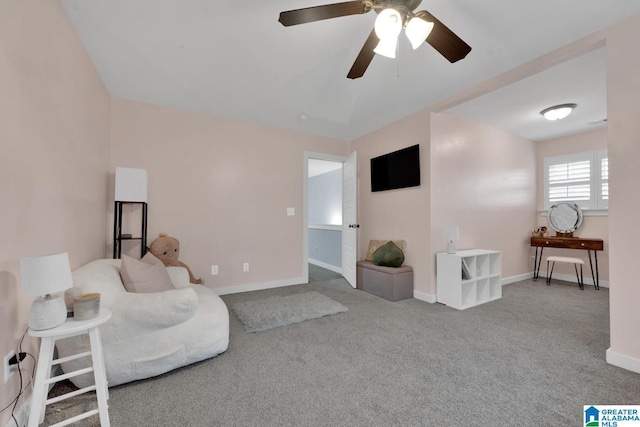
[606,13,640,370]
[430,113,537,292]
[0,1,110,422]
[351,110,432,296]
[535,128,609,282]
[110,98,350,291]
[352,110,536,299]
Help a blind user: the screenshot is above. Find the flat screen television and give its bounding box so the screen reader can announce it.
[370,144,421,192]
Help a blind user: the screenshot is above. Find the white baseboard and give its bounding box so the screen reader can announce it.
[308,259,342,274]
[214,276,306,295]
[606,348,640,374]
[5,396,29,427]
[421,273,535,303]
[413,290,436,303]
[212,271,607,297]
[502,272,534,285]
[538,271,609,288]
[215,260,345,296]
[500,272,609,288]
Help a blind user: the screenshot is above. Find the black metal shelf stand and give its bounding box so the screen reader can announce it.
[113,201,147,259]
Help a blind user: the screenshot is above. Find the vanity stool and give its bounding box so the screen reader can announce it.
[546,256,584,290]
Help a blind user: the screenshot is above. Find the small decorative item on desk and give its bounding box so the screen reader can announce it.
[64,287,83,317]
[73,293,101,320]
[531,226,548,238]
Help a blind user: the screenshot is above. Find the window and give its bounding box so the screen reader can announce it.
[544,149,608,210]
[598,150,608,206]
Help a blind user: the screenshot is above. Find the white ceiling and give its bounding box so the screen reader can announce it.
[448,47,608,141]
[60,1,640,142]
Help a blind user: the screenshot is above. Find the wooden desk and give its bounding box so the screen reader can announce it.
[530,237,603,289]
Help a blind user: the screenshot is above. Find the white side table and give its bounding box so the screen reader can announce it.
[28,309,112,427]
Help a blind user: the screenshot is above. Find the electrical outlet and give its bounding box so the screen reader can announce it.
[243,262,249,272]
[4,350,16,384]
[211,265,219,275]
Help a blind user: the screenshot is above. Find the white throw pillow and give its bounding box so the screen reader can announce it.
[120,253,174,293]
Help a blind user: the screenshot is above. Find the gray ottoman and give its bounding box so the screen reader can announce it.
[356,260,413,301]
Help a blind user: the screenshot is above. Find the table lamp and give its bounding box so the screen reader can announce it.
[444,226,460,254]
[20,252,73,330]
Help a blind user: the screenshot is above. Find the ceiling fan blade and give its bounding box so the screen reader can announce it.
[419,11,471,63]
[347,29,378,79]
[279,1,368,27]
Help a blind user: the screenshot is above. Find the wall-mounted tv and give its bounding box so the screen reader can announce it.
[370,144,421,192]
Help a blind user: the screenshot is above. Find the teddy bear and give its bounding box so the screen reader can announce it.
[148,233,204,285]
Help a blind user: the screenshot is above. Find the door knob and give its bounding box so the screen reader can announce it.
[348,224,360,228]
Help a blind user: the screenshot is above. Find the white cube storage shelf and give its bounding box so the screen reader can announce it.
[437,249,502,310]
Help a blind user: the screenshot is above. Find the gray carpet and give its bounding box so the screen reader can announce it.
[231,291,348,332]
[44,278,640,426]
[308,263,342,282]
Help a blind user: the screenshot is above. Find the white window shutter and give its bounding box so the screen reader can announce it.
[544,149,608,210]
[597,150,608,208]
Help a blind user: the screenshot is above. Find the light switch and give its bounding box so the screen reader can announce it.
[287,208,295,216]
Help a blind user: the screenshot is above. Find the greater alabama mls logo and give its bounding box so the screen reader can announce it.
[585,406,599,426]
[584,405,640,426]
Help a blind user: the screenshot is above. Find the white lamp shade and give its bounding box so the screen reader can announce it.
[374,8,402,41]
[405,17,434,49]
[374,37,398,58]
[115,167,148,202]
[20,252,73,297]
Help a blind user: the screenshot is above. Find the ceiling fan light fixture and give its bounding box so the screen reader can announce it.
[540,103,577,121]
[405,16,433,50]
[374,8,402,41]
[373,37,398,58]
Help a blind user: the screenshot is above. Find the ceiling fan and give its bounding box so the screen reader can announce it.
[278,0,472,79]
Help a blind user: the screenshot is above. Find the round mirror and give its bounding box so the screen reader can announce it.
[547,202,583,235]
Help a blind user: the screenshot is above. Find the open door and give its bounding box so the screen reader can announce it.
[342,151,357,287]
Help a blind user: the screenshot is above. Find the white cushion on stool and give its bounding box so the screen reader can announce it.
[547,256,584,265]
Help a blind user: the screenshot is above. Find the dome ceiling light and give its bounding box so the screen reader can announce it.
[540,103,577,121]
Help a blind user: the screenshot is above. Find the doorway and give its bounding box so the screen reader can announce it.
[303,151,357,287]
